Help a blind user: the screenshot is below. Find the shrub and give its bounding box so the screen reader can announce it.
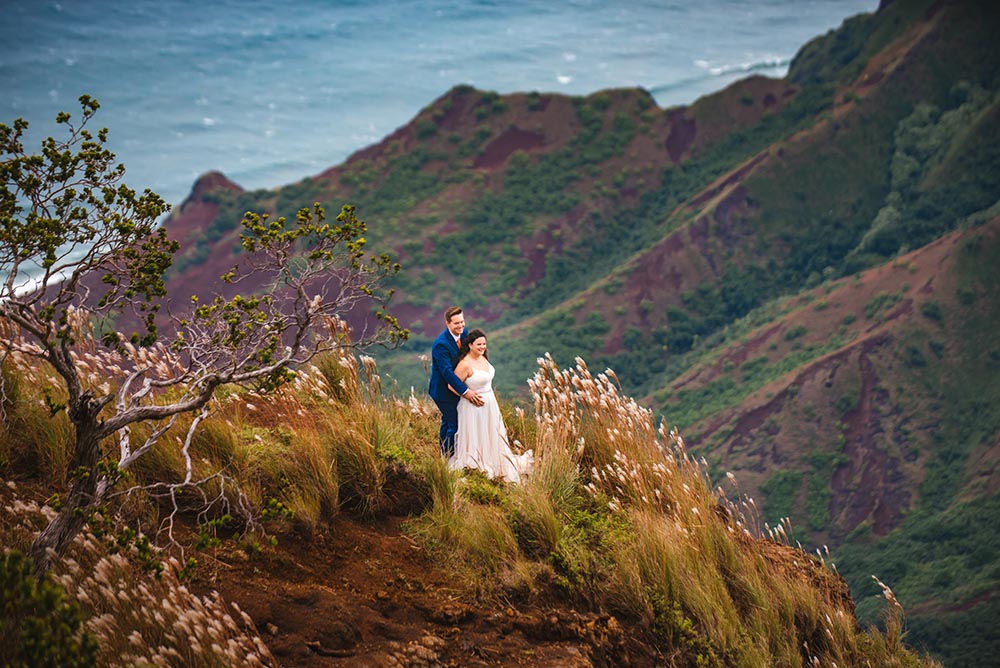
[904,345,928,368]
[920,300,944,321]
[836,391,859,415]
[0,551,98,668]
[0,487,278,668]
[415,118,438,140]
[784,324,808,341]
[957,287,976,305]
[865,291,903,320]
[760,470,804,522]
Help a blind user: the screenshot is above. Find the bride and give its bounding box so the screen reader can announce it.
[449,329,533,483]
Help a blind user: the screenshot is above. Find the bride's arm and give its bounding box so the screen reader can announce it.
[447,361,473,397]
[454,359,473,381]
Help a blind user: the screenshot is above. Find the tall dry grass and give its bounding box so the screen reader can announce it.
[0,356,74,484]
[0,327,439,546]
[0,482,275,668]
[119,347,441,533]
[0,325,449,666]
[415,354,938,667]
[1,319,937,666]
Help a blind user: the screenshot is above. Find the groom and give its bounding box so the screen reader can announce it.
[428,306,483,456]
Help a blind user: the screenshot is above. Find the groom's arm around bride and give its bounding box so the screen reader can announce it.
[428,306,482,456]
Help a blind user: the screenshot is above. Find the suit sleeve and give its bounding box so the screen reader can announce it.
[433,338,469,396]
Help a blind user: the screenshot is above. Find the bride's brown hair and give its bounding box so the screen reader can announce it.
[458,329,488,361]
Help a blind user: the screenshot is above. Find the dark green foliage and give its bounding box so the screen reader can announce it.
[838,493,1000,665]
[650,598,724,668]
[662,307,699,354]
[503,309,609,373]
[1,96,175,346]
[356,147,448,218]
[907,598,1000,668]
[659,333,845,428]
[474,91,507,120]
[542,500,634,609]
[788,13,874,87]
[597,328,670,390]
[274,178,324,218]
[760,470,803,524]
[920,393,1000,514]
[784,324,807,341]
[956,286,976,305]
[805,452,844,531]
[847,82,1000,264]
[667,264,780,355]
[835,390,859,415]
[787,0,934,89]
[458,470,505,506]
[902,344,927,368]
[0,551,99,668]
[739,356,768,381]
[864,291,902,320]
[457,125,494,158]
[805,477,832,531]
[920,300,944,322]
[415,118,438,140]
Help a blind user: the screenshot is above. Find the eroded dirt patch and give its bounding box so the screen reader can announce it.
[192,516,652,667]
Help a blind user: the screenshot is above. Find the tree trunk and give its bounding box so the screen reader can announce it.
[30,423,104,578]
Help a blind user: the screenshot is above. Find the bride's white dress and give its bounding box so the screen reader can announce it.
[450,363,532,483]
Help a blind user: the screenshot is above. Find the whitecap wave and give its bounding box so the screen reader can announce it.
[650,56,790,97]
[707,56,789,76]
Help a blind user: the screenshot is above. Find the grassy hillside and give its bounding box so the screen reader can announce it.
[0,329,937,667]
[656,218,1000,665]
[144,0,1000,664]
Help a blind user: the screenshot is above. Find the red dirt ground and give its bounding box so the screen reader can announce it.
[191,514,649,668]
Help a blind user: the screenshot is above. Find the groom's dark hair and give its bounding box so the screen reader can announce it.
[444,306,463,322]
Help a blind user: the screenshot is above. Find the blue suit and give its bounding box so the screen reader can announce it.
[428,328,468,456]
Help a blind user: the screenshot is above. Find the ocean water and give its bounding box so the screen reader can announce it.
[2,0,876,209]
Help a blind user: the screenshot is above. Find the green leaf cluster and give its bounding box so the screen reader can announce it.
[0,551,98,668]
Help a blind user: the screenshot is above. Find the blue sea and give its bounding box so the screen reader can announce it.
[2,0,876,209]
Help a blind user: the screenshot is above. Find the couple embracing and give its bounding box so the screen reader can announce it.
[428,306,533,483]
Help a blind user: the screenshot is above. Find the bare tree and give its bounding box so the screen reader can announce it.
[0,96,407,575]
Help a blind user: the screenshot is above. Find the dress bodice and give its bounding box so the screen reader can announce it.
[464,363,495,394]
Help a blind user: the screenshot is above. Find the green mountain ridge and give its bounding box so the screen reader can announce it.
[160,0,1000,664]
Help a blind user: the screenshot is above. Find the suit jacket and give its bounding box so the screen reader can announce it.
[428,328,468,402]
